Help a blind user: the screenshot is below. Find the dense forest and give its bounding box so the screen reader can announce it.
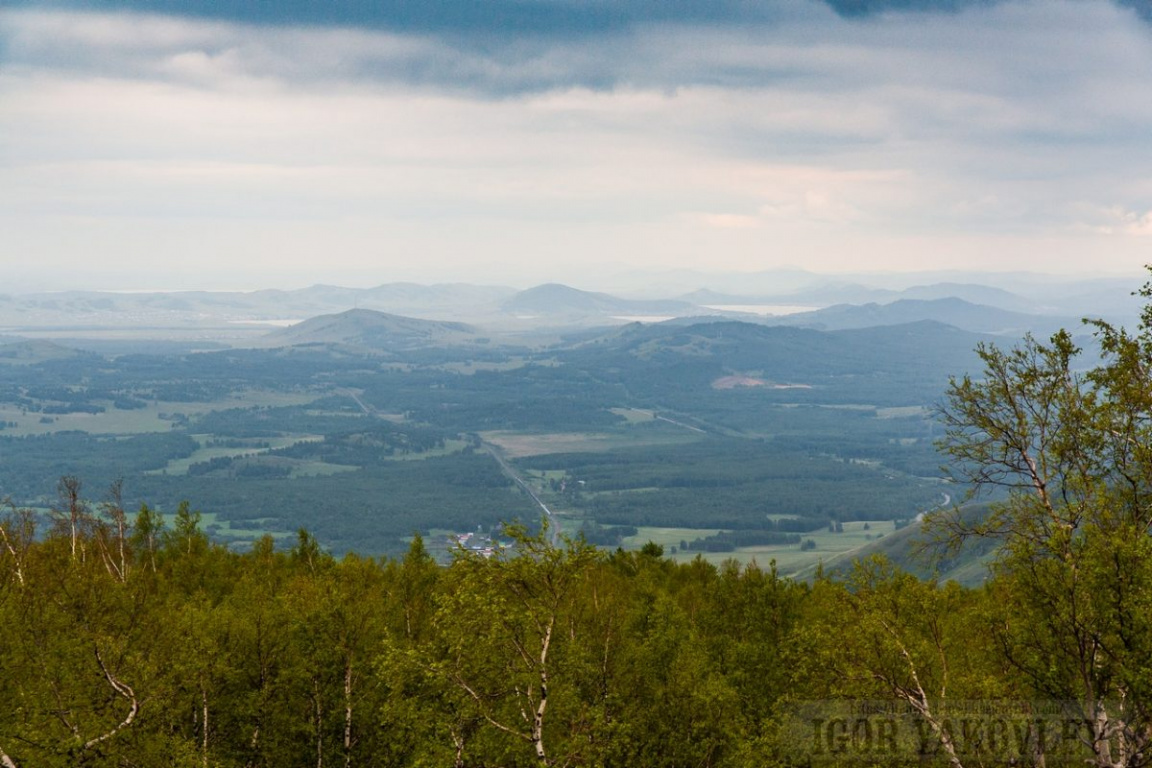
[7,292,1152,768]
[0,498,1145,767]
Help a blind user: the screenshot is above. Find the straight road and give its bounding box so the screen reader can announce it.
[343,387,558,543]
[479,440,560,545]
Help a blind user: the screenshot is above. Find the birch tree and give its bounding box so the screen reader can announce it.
[934,282,1152,768]
[430,523,599,766]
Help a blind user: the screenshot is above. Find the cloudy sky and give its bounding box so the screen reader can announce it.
[2,0,1151,291]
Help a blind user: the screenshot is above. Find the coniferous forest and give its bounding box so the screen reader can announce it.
[7,295,1152,768]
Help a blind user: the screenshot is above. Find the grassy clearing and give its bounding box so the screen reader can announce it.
[628,520,901,578]
[621,526,725,551]
[734,520,895,575]
[196,512,292,545]
[384,438,470,461]
[481,428,696,458]
[148,434,322,476]
[482,431,629,458]
[289,461,359,477]
[523,469,567,481]
[609,407,657,424]
[434,359,529,374]
[0,390,317,437]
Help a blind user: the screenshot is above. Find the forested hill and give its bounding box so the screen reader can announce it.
[560,318,988,404]
[569,318,985,371]
[255,308,481,350]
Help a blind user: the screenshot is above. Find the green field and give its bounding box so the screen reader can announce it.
[0,390,316,437]
[149,434,321,475]
[199,511,292,545]
[623,520,903,578]
[479,426,696,458]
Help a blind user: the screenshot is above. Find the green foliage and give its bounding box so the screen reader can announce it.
[928,273,1152,766]
[0,495,820,767]
[521,437,941,529]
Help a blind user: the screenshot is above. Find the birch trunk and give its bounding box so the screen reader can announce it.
[0,525,24,587]
[313,677,324,768]
[201,683,210,768]
[343,657,353,768]
[83,646,139,751]
[531,617,554,764]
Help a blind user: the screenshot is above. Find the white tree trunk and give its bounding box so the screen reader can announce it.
[0,525,24,587]
[343,658,353,768]
[201,683,210,768]
[83,646,139,751]
[532,617,554,764]
[313,677,324,768]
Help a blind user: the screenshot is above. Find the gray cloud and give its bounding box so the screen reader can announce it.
[2,0,805,38]
[1,0,1151,288]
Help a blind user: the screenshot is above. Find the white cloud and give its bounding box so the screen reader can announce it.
[1086,206,1152,236]
[1,3,1151,288]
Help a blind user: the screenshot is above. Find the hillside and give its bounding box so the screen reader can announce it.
[0,339,88,365]
[807,504,1001,586]
[773,297,1072,335]
[568,318,988,378]
[0,283,517,332]
[502,283,700,318]
[256,308,481,350]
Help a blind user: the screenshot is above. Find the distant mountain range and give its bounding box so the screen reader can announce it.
[767,297,1078,336]
[684,282,1070,316]
[628,268,1143,316]
[0,273,1140,344]
[234,306,995,400]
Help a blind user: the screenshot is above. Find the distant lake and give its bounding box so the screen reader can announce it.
[227,319,304,327]
[612,315,677,323]
[702,304,820,316]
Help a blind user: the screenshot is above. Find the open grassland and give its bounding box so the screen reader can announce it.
[385,437,471,461]
[0,390,317,437]
[480,428,696,458]
[149,434,321,475]
[146,434,469,478]
[198,512,291,546]
[608,407,657,424]
[620,526,726,551]
[434,359,530,374]
[286,460,360,477]
[627,520,902,577]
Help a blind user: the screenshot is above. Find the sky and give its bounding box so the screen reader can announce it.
[1,0,1151,291]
